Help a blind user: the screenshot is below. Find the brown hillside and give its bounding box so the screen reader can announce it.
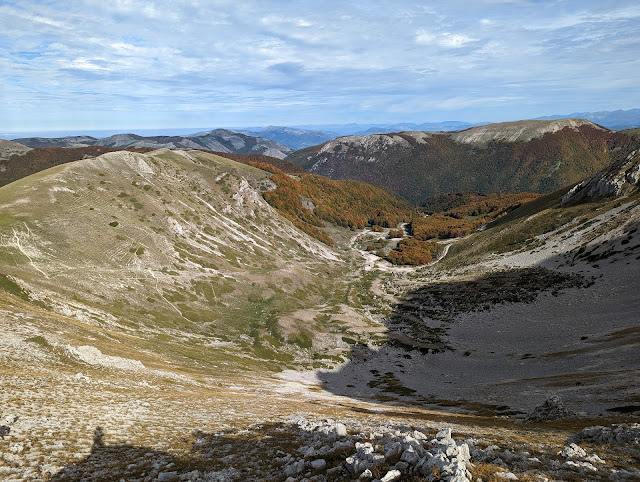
[202,150,307,175]
[288,123,639,203]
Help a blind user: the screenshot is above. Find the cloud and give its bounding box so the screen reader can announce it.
[414,30,475,48]
[0,0,638,130]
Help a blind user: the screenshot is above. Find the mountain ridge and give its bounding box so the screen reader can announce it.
[537,107,640,130]
[287,118,639,203]
[11,129,293,159]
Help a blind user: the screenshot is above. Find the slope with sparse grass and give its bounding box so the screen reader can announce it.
[0,149,386,375]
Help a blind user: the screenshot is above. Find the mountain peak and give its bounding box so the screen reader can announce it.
[450,118,604,145]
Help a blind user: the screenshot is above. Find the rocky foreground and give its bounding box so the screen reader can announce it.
[3,372,639,482]
[19,414,636,482]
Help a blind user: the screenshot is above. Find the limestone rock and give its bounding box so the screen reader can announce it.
[380,469,402,482]
[559,443,587,459]
[524,395,575,422]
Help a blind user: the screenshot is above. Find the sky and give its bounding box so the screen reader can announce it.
[1,0,639,133]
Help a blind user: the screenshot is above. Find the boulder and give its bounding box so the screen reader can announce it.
[524,395,575,422]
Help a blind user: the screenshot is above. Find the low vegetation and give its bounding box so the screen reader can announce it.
[259,166,415,245]
[412,192,541,240]
[386,238,440,265]
[288,124,639,202]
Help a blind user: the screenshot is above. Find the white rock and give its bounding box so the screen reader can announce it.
[494,472,518,480]
[359,468,373,479]
[380,469,402,482]
[563,460,597,472]
[559,443,587,459]
[335,422,348,437]
[413,430,427,440]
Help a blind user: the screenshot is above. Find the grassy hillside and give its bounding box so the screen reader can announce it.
[288,124,639,203]
[0,146,306,189]
[0,150,383,374]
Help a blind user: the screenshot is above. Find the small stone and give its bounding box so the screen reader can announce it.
[156,471,179,482]
[380,469,402,482]
[179,471,200,481]
[559,443,587,459]
[359,469,373,479]
[563,460,597,472]
[400,446,420,465]
[494,472,518,480]
[310,459,326,470]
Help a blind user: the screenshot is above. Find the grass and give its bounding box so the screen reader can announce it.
[367,372,417,397]
[0,273,30,300]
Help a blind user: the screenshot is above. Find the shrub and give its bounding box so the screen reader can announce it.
[386,238,439,265]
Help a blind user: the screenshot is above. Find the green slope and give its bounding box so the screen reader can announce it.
[0,149,380,374]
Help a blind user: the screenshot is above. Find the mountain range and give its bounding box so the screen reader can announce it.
[537,107,640,130]
[11,128,293,159]
[287,118,640,203]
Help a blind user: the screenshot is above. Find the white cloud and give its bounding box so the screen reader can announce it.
[414,30,475,48]
[1,0,638,130]
[67,58,111,72]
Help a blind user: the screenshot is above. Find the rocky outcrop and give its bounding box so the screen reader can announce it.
[562,149,640,203]
[524,395,576,422]
[568,423,640,446]
[280,421,474,482]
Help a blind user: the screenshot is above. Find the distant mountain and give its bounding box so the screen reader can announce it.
[240,125,337,150]
[287,118,640,203]
[0,139,31,161]
[353,121,481,136]
[12,129,293,159]
[537,108,640,130]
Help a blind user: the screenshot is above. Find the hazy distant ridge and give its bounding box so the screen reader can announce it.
[12,129,293,159]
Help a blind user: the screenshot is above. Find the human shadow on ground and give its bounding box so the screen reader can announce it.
[51,420,375,481]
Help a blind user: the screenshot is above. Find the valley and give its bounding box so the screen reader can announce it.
[0,138,639,481]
